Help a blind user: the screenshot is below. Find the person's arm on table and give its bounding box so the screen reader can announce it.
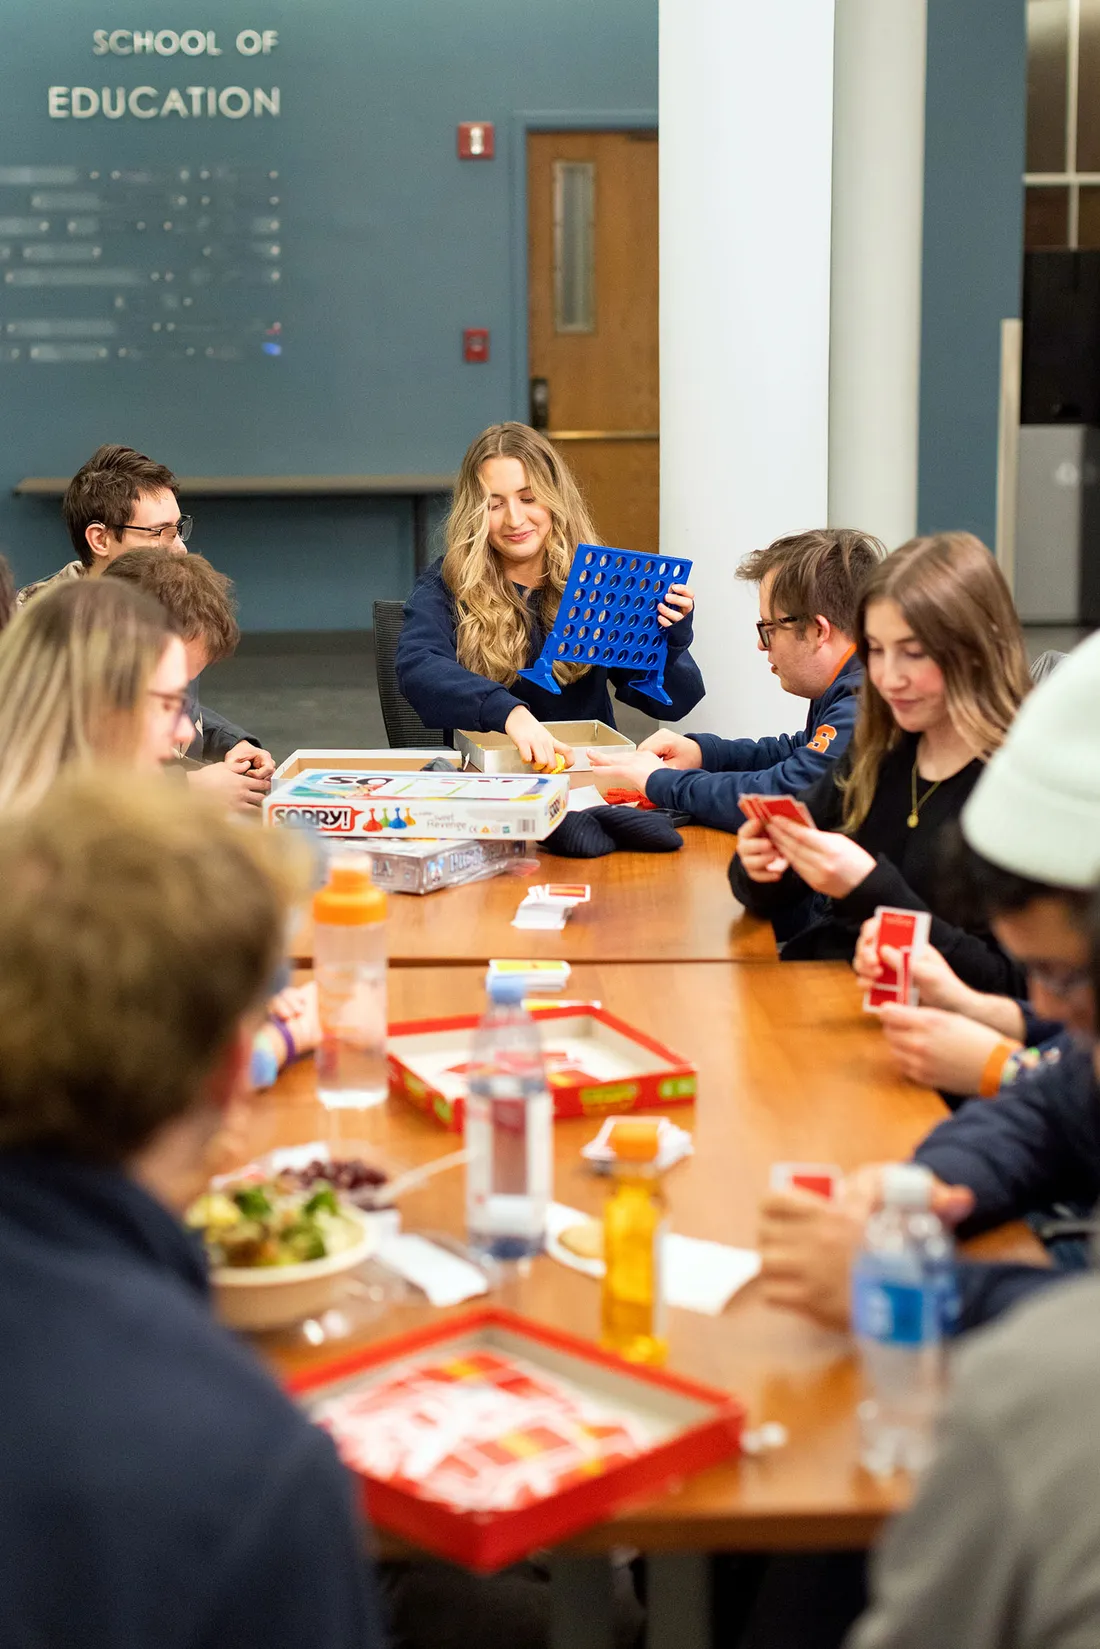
[196,702,273,779]
[913,1047,1100,1235]
[187,762,269,813]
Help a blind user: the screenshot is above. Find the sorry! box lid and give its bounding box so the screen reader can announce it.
[264,768,569,840]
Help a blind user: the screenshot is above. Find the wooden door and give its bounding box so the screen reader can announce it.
[527,129,658,554]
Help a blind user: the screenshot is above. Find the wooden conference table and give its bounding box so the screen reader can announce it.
[289,824,778,966]
[253,960,1044,1648]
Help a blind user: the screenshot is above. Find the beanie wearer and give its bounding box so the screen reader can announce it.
[962,632,1100,888]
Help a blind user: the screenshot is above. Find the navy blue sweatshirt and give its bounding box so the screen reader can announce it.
[396,558,705,733]
[727,735,1026,996]
[645,652,863,831]
[913,1045,1098,1329]
[0,1150,383,1649]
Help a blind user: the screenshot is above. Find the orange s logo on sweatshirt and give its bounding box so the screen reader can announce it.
[807,723,838,755]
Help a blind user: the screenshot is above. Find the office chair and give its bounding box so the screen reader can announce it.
[372,600,446,747]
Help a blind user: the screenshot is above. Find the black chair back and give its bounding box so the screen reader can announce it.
[372,600,446,747]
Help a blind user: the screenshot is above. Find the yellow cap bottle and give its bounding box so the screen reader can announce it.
[599,1119,668,1366]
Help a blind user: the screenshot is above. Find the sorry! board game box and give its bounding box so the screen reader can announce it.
[288,1308,744,1571]
[263,768,569,841]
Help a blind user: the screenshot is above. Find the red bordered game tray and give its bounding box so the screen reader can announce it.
[388,1004,697,1131]
[287,1306,743,1572]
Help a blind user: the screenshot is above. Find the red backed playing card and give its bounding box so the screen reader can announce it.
[863,907,931,1011]
[741,794,814,828]
[769,1162,841,1199]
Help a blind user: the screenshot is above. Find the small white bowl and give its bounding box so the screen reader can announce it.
[211,1206,376,1333]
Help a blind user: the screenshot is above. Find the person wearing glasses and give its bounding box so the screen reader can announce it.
[16,444,192,606]
[18,445,268,778]
[588,529,883,827]
[731,532,1032,994]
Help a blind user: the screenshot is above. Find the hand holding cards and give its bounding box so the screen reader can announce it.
[740,794,815,830]
[863,905,931,1011]
[512,884,591,932]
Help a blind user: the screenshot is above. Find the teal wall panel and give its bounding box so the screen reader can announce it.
[0,0,657,627]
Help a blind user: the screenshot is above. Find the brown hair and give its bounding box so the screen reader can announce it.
[841,532,1030,832]
[105,548,240,663]
[737,529,885,638]
[0,579,177,815]
[0,771,307,1162]
[442,422,599,688]
[63,444,179,567]
[0,555,13,633]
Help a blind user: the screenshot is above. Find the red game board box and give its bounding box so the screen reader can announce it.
[287,1307,744,1572]
[387,1004,697,1130]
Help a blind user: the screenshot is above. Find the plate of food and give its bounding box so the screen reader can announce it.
[187,1176,377,1333]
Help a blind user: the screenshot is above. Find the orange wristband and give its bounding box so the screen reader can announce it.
[978,1039,1021,1099]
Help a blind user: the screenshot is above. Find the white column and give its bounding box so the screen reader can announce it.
[660,0,835,736]
[829,0,927,547]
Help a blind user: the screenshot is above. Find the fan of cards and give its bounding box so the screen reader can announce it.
[512,883,591,932]
[740,794,815,829]
[863,905,931,1011]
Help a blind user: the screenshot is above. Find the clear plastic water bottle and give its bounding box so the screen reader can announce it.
[465,975,552,1261]
[313,861,388,1111]
[852,1163,958,1477]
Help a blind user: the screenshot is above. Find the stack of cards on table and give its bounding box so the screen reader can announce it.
[739,794,815,829]
[863,905,932,1011]
[770,1162,841,1200]
[512,883,590,932]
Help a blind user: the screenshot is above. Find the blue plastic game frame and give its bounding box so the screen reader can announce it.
[517,545,693,707]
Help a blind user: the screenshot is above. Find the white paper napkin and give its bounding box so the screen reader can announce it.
[375,1233,489,1307]
[546,1202,761,1316]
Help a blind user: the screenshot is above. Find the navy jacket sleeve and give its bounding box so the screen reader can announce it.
[912,1046,1100,1236]
[395,564,522,733]
[830,859,1025,997]
[196,1427,385,1649]
[954,1261,1059,1333]
[197,703,260,762]
[645,674,859,831]
[607,610,704,721]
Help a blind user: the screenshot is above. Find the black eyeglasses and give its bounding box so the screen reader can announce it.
[756,615,805,647]
[101,515,193,545]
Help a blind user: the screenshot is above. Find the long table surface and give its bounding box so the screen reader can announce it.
[249,960,1045,1552]
[289,826,777,966]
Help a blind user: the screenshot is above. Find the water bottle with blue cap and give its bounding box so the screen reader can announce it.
[464,971,552,1260]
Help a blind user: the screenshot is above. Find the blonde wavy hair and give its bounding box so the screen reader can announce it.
[442,422,599,687]
[0,579,177,815]
[841,532,1030,832]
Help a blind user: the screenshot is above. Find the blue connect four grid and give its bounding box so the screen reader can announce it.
[517,544,693,707]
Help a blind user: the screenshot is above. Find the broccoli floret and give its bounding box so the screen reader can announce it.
[232,1185,273,1219]
[303,1183,339,1217]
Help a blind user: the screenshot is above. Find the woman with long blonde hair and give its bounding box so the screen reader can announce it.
[396,423,703,767]
[0,578,195,813]
[730,532,1031,993]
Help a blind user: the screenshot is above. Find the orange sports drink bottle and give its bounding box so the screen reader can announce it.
[600,1119,668,1366]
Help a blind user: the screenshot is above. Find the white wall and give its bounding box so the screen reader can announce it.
[659,0,835,736]
[829,0,926,548]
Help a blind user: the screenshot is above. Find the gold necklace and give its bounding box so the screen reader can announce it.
[908,749,945,829]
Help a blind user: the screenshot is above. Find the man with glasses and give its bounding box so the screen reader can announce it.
[19,446,269,783]
[17,444,190,605]
[588,528,885,830]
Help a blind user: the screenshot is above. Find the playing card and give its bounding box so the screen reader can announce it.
[863,907,931,1011]
[742,794,815,828]
[769,1162,841,1199]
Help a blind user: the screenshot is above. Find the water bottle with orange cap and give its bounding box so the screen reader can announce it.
[312,859,388,1114]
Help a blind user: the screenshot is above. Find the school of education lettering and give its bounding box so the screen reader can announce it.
[48,26,281,119]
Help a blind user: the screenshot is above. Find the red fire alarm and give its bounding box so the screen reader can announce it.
[463,328,490,363]
[457,121,495,160]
